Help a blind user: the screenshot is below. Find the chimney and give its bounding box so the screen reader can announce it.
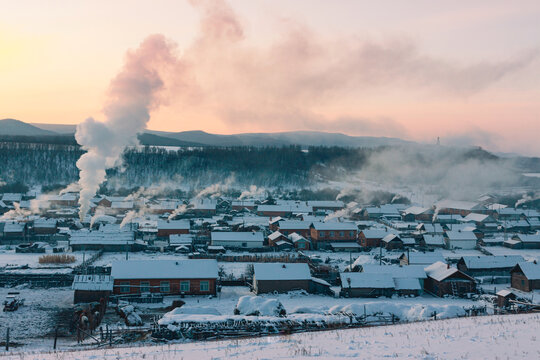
[447,263,450,269]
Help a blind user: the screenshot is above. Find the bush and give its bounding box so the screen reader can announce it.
[38,254,76,264]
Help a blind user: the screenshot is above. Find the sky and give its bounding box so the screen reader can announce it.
[1,0,540,155]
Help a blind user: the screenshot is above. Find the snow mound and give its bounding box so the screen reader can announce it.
[119,305,143,326]
[329,302,466,321]
[234,296,286,317]
[167,306,221,315]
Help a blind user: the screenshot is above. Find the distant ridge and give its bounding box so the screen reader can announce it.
[0,119,56,136]
[26,120,412,148]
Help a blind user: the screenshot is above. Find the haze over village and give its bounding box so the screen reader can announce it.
[1,0,540,359]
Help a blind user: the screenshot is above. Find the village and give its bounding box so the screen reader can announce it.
[0,189,539,351]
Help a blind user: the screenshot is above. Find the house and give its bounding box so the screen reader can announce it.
[111,259,219,296]
[1,193,23,204]
[69,230,139,251]
[424,262,476,297]
[149,200,180,215]
[381,234,403,250]
[510,262,540,292]
[157,220,190,238]
[231,200,256,211]
[496,289,517,308]
[110,201,134,213]
[444,230,477,249]
[169,234,193,251]
[288,232,311,250]
[277,220,312,238]
[361,264,427,296]
[190,199,217,216]
[358,229,390,247]
[416,223,444,235]
[210,231,264,249]
[72,275,114,304]
[363,205,402,220]
[33,218,58,235]
[434,200,485,217]
[399,252,446,266]
[420,234,446,248]
[310,222,358,248]
[506,234,540,249]
[1,222,27,241]
[401,206,434,222]
[253,263,312,294]
[307,200,344,212]
[256,204,312,217]
[330,242,362,252]
[340,272,395,297]
[457,256,524,277]
[268,231,289,246]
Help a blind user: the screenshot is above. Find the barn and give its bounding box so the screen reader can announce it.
[157,220,190,238]
[424,262,476,297]
[510,262,540,292]
[211,231,264,249]
[340,272,395,298]
[111,259,219,296]
[457,255,524,277]
[253,263,312,294]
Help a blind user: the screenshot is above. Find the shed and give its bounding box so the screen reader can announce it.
[253,263,311,294]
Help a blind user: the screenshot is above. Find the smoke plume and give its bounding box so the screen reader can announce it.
[238,185,265,200]
[75,35,179,220]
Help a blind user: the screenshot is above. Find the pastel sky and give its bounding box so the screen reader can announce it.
[2,0,540,155]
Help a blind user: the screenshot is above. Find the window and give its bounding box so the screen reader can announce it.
[329,231,335,237]
[349,231,355,237]
[120,282,130,293]
[242,242,247,247]
[339,231,344,237]
[140,281,150,293]
[319,231,325,237]
[283,231,288,235]
[298,242,305,249]
[160,281,170,293]
[180,281,190,292]
[200,281,210,292]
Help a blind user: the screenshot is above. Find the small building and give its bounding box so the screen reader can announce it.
[496,289,517,308]
[358,229,390,247]
[288,232,311,250]
[362,264,427,296]
[231,200,256,211]
[72,275,114,304]
[340,272,395,298]
[424,261,476,297]
[210,231,264,249]
[510,262,540,292]
[444,230,477,250]
[330,242,362,252]
[157,220,190,238]
[399,252,446,266]
[257,204,312,217]
[33,218,58,235]
[401,206,434,222]
[111,259,219,296]
[457,255,524,277]
[253,263,312,294]
[507,234,540,249]
[268,231,289,246]
[277,220,312,238]
[310,222,358,248]
[307,201,344,212]
[69,230,139,252]
[420,234,446,248]
[381,234,403,250]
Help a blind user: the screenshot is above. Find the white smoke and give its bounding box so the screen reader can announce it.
[168,204,189,220]
[336,188,356,201]
[119,209,146,229]
[324,201,358,221]
[515,193,537,208]
[195,176,235,198]
[432,205,440,223]
[239,185,265,200]
[59,182,81,195]
[75,35,179,220]
[0,202,32,220]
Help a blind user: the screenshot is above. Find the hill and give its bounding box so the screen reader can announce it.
[0,119,56,136]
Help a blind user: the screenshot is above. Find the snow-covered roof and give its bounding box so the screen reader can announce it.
[257,204,312,213]
[111,259,219,280]
[268,231,285,241]
[158,219,190,230]
[340,272,395,289]
[382,234,401,243]
[445,230,477,241]
[33,218,58,228]
[211,231,264,242]
[72,275,114,291]
[462,213,492,223]
[513,234,540,243]
[3,222,25,233]
[288,233,309,243]
[403,206,431,215]
[393,277,422,290]
[362,264,427,279]
[2,193,23,202]
[311,277,331,287]
[404,252,446,265]
[423,235,445,246]
[330,242,361,249]
[307,200,344,208]
[111,201,134,209]
[435,199,483,211]
[191,199,217,210]
[69,230,134,245]
[253,263,311,281]
[361,229,391,239]
[232,200,255,207]
[514,262,540,280]
[312,222,357,231]
[424,262,465,282]
[460,255,524,269]
[278,220,312,230]
[169,234,193,245]
[496,289,514,297]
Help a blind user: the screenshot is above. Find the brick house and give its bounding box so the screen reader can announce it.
[358,229,390,247]
[277,220,312,238]
[310,222,357,248]
[157,220,190,238]
[111,259,219,296]
[424,261,476,297]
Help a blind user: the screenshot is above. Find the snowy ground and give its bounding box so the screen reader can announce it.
[4,313,538,359]
[0,249,98,269]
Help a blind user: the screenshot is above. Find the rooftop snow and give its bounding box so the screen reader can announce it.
[111,259,219,280]
[211,231,264,242]
[253,263,311,281]
[340,272,395,289]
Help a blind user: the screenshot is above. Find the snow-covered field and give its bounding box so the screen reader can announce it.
[4,313,538,359]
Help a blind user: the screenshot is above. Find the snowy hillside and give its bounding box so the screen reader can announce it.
[5,313,538,359]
